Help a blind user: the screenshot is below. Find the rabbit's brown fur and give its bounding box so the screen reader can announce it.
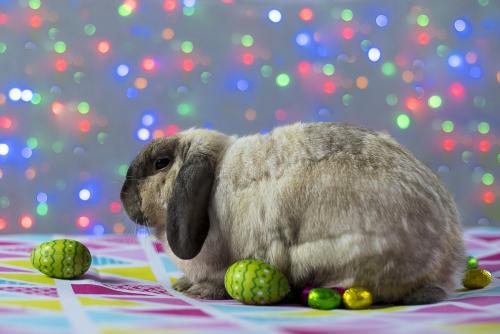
[121,122,464,304]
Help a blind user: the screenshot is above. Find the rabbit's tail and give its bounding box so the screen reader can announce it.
[401,285,447,305]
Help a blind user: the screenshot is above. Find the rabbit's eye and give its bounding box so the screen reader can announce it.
[155,158,170,170]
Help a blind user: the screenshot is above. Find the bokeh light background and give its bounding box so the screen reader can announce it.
[0,0,498,235]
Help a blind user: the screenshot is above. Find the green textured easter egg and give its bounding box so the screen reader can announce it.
[224,259,290,305]
[30,239,91,279]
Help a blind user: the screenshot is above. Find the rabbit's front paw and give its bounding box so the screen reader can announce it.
[172,276,192,292]
[185,281,228,300]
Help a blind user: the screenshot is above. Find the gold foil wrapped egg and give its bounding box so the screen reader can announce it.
[463,269,492,289]
[342,287,373,309]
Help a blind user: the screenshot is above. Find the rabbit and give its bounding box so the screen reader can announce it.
[120,122,464,304]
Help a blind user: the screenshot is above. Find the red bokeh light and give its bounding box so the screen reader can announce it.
[242,53,254,65]
[55,58,67,72]
[417,32,430,45]
[77,216,90,228]
[449,82,465,98]
[166,124,180,136]
[141,57,156,72]
[299,8,314,21]
[79,120,91,133]
[478,140,491,153]
[97,40,111,54]
[405,97,422,112]
[0,218,6,231]
[298,61,311,75]
[51,101,64,115]
[342,27,354,40]
[483,191,495,204]
[109,201,122,214]
[0,13,8,25]
[182,59,194,72]
[163,0,177,11]
[323,82,336,94]
[442,139,455,151]
[29,15,42,29]
[275,109,287,121]
[20,215,33,229]
[0,117,12,129]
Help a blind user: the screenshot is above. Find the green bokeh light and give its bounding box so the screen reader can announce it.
[241,34,254,47]
[118,164,129,177]
[477,122,490,134]
[177,103,192,116]
[396,114,411,129]
[74,72,84,84]
[201,71,212,84]
[183,6,195,16]
[97,132,108,144]
[478,0,490,6]
[118,4,133,16]
[428,95,442,109]
[276,73,291,87]
[461,150,471,164]
[37,203,48,216]
[386,94,398,106]
[417,14,429,27]
[54,41,66,54]
[441,120,454,133]
[341,9,353,21]
[381,62,396,76]
[323,64,335,76]
[342,94,353,106]
[0,42,6,54]
[0,196,10,209]
[31,93,42,105]
[473,96,486,108]
[482,173,494,186]
[48,27,59,40]
[84,24,96,36]
[436,44,448,57]
[52,141,63,153]
[77,101,90,114]
[56,180,66,190]
[29,0,41,10]
[27,137,38,149]
[260,65,273,77]
[181,41,194,54]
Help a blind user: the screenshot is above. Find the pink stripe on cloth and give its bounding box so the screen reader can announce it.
[72,284,149,296]
[124,308,212,317]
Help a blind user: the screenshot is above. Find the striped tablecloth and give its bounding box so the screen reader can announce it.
[1,228,499,334]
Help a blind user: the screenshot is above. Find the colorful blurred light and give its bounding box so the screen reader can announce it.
[442,139,455,151]
[20,215,33,229]
[368,47,381,62]
[396,114,411,129]
[449,82,465,98]
[375,14,388,27]
[77,216,90,228]
[299,8,314,21]
[141,57,156,71]
[97,40,111,54]
[268,9,282,23]
[276,73,291,87]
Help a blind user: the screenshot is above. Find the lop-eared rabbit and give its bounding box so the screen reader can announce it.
[121,122,464,304]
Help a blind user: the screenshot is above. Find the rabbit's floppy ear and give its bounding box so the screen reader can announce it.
[166,154,213,260]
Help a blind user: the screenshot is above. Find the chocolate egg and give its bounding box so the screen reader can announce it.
[307,288,342,310]
[224,259,290,305]
[31,239,92,279]
[343,287,373,309]
[463,269,492,289]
